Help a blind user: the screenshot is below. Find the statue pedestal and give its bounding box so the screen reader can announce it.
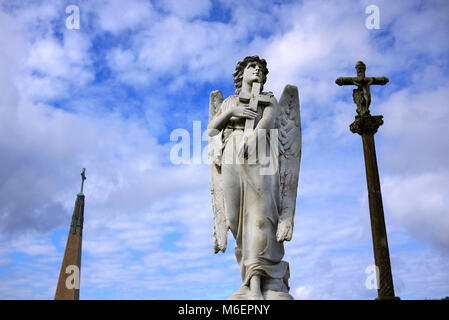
[228,285,294,300]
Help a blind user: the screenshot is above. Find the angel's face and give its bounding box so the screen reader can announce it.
[243,62,263,85]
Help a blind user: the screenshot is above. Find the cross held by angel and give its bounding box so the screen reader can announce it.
[207,55,301,300]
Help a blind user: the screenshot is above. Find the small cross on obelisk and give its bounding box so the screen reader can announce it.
[78,168,86,196]
[336,61,399,300]
[239,81,271,139]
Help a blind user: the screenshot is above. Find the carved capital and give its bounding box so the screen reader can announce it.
[350,115,383,135]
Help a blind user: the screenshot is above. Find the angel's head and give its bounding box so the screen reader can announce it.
[233,55,269,94]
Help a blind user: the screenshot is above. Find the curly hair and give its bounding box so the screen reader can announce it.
[232,55,269,94]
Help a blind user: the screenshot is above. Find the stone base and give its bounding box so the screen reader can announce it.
[375,296,401,300]
[228,285,294,300]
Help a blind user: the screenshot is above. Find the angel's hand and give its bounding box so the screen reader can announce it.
[231,105,258,119]
[276,217,293,242]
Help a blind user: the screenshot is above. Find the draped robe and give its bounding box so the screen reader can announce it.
[212,95,292,299]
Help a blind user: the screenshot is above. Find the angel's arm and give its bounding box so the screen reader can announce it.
[207,107,233,137]
[208,105,258,137]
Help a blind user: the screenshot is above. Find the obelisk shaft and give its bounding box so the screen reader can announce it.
[361,131,396,299]
[54,194,84,300]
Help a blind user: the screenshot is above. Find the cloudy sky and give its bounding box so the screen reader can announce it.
[0,0,448,300]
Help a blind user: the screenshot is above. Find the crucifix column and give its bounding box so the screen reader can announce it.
[336,61,399,300]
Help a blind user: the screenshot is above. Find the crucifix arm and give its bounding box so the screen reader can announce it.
[336,76,388,86]
[370,76,389,85]
[335,77,357,86]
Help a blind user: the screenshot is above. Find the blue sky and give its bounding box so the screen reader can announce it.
[0,0,448,299]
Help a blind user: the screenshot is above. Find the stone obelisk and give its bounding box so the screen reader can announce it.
[336,62,399,300]
[55,168,86,300]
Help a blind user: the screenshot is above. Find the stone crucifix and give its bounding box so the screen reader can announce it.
[238,82,271,139]
[336,61,399,300]
[336,61,389,116]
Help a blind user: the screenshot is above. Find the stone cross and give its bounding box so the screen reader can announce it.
[239,82,271,138]
[78,168,86,196]
[336,61,388,116]
[336,61,399,300]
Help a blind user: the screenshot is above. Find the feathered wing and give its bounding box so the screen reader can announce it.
[276,85,301,242]
[208,90,228,253]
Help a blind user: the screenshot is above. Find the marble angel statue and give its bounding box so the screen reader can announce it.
[207,55,301,300]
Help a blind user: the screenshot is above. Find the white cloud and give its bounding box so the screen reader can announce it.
[373,84,449,249]
[96,0,155,33]
[294,285,332,300]
[383,172,449,249]
[156,0,212,19]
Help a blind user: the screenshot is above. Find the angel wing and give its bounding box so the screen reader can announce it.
[276,85,301,242]
[208,90,228,253]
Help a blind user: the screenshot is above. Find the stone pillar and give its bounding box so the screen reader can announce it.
[350,115,399,300]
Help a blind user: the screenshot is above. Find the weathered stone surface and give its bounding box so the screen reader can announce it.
[350,114,384,135]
